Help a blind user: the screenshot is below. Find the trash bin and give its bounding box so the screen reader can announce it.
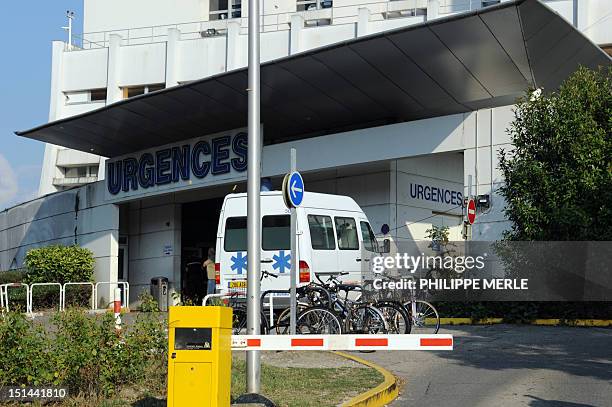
[150,277,169,312]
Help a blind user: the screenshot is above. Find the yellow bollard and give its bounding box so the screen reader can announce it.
[167,306,233,407]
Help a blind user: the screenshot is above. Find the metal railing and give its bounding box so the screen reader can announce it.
[0,281,127,314]
[62,282,95,311]
[0,283,31,313]
[70,0,432,50]
[94,281,130,311]
[29,283,63,313]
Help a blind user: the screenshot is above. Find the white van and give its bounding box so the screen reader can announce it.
[215,191,379,297]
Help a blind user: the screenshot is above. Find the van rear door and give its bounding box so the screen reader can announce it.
[221,215,249,293]
[260,213,293,294]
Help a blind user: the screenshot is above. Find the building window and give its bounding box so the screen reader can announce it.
[89,88,107,101]
[65,89,107,105]
[210,0,241,20]
[298,1,333,12]
[123,83,165,99]
[62,165,98,179]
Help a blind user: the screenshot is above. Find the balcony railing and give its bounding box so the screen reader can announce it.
[69,0,432,50]
[53,176,98,186]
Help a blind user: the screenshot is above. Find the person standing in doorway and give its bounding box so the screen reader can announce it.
[203,248,216,295]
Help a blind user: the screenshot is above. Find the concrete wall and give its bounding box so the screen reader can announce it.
[463,105,515,241]
[0,182,119,306]
[124,196,182,303]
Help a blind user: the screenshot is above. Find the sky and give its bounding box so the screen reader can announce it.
[0,1,83,211]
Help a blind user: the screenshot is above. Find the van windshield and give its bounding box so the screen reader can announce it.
[224,217,247,252]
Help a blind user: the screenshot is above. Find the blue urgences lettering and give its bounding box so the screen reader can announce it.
[107,132,248,195]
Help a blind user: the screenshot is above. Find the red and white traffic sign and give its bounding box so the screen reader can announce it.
[231,334,453,351]
[467,198,476,225]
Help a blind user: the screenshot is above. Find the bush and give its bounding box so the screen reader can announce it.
[24,245,95,284]
[0,310,167,397]
[0,313,58,386]
[138,291,160,312]
[0,269,25,284]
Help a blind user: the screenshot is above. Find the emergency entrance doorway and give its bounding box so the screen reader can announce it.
[181,198,224,305]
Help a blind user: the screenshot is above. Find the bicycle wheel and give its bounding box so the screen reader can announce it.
[405,300,440,334]
[350,304,387,334]
[231,307,270,335]
[275,304,308,334]
[232,307,248,334]
[374,301,411,334]
[296,306,342,334]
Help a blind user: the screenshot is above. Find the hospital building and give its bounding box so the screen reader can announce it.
[1,0,610,305]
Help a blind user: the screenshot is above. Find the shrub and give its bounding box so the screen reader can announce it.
[0,310,168,397]
[24,245,95,284]
[0,313,58,386]
[0,269,25,284]
[138,291,160,312]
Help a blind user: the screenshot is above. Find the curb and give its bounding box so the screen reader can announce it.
[435,318,612,327]
[333,351,400,407]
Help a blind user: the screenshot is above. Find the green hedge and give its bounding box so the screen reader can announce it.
[24,245,94,284]
[435,302,612,322]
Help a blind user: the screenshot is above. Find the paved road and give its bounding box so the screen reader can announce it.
[356,325,612,407]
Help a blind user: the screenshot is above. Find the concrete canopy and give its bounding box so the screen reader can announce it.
[16,0,611,158]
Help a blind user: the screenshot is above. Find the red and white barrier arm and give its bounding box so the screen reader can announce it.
[231,334,453,351]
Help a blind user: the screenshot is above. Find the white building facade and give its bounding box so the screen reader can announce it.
[3,0,610,306]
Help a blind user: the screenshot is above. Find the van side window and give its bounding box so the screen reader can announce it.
[360,221,378,252]
[308,215,336,250]
[224,217,247,251]
[262,215,290,250]
[334,217,359,250]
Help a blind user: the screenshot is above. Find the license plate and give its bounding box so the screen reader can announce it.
[229,280,247,289]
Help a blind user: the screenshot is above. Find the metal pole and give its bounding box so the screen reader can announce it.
[289,148,297,335]
[246,0,262,394]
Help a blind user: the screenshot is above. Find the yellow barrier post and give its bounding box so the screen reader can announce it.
[167,306,233,407]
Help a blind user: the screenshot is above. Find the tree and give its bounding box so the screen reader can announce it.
[498,66,611,241]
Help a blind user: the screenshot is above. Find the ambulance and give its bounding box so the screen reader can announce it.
[215,191,379,297]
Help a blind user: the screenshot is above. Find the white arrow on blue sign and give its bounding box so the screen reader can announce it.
[286,171,304,207]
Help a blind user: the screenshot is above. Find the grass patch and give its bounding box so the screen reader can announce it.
[231,357,383,407]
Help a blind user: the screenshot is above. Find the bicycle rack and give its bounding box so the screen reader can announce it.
[28,283,63,313]
[1,283,30,313]
[94,281,130,311]
[62,282,95,311]
[261,289,291,328]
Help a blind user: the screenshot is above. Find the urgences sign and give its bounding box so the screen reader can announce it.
[106,131,247,196]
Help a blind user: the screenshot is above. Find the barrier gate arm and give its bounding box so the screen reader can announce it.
[231,334,454,351]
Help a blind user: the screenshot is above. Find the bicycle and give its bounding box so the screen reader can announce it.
[230,269,280,335]
[313,272,410,334]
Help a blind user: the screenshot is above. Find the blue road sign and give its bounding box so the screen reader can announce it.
[286,171,304,207]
